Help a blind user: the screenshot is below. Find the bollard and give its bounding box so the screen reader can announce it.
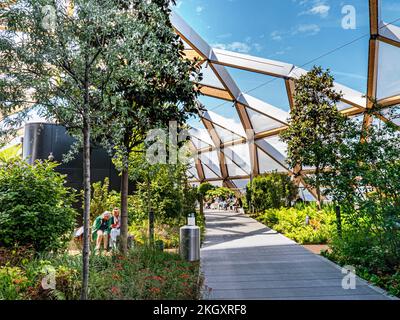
[180,214,200,262]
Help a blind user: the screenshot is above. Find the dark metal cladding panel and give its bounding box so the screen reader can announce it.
[23,123,133,194]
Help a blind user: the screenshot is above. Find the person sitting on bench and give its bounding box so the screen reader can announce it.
[92,211,112,252]
[110,208,121,250]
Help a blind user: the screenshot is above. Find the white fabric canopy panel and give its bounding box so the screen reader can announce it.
[199,150,221,177]
[196,63,226,90]
[213,124,243,144]
[377,41,400,100]
[202,165,220,180]
[261,136,288,158]
[203,110,246,138]
[247,108,284,133]
[257,148,287,173]
[223,143,252,175]
[379,21,400,43]
[171,4,399,198]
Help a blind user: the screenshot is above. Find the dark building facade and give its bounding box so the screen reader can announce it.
[23,122,127,193]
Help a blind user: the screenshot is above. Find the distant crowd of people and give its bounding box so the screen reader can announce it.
[205,196,242,213]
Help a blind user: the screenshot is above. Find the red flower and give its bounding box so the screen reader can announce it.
[111,286,121,295]
[149,287,161,294]
[13,278,25,285]
[145,275,165,282]
[180,274,190,279]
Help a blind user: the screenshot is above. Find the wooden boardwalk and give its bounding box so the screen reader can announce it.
[200,210,395,300]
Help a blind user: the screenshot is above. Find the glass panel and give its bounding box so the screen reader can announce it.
[226,67,290,112]
[198,63,225,89]
[189,126,215,147]
[202,165,219,179]
[231,179,250,191]
[224,143,251,174]
[191,137,210,149]
[199,150,221,176]
[377,41,400,100]
[257,149,287,173]
[226,162,248,177]
[262,136,287,158]
[299,184,316,202]
[213,124,242,143]
[336,101,353,111]
[247,108,282,133]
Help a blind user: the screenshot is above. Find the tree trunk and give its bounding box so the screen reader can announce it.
[199,195,204,217]
[120,167,129,255]
[80,119,91,300]
[315,169,323,210]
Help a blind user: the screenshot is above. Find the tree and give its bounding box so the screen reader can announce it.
[198,182,215,215]
[206,187,234,201]
[280,66,348,209]
[99,0,200,254]
[1,0,146,299]
[0,34,32,148]
[322,107,400,269]
[245,172,298,212]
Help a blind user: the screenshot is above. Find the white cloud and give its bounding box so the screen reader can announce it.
[271,23,320,41]
[297,0,330,18]
[213,41,252,53]
[271,31,283,41]
[293,24,321,36]
[309,4,330,17]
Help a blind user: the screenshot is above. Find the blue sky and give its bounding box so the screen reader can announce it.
[175,0,400,125]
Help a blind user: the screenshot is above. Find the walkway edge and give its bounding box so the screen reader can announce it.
[313,253,399,300]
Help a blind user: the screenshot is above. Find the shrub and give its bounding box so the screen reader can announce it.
[257,204,336,244]
[246,172,298,212]
[322,116,400,270]
[198,182,215,198]
[0,160,77,252]
[133,164,197,222]
[205,187,234,201]
[0,247,202,300]
[88,178,115,221]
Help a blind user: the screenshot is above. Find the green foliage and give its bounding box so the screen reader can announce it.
[87,178,120,221]
[322,112,400,272]
[245,172,298,212]
[0,266,31,300]
[0,159,77,252]
[125,150,197,222]
[198,182,215,197]
[205,187,234,201]
[0,247,201,300]
[257,204,336,244]
[89,172,198,248]
[0,144,21,163]
[280,66,348,205]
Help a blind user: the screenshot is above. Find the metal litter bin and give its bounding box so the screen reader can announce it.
[180,214,200,262]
